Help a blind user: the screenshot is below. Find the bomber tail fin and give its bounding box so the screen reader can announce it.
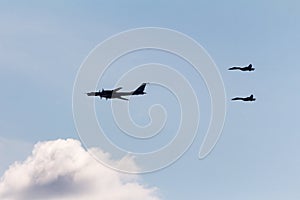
[132,83,147,95]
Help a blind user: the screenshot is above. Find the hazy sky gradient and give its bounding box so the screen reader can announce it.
[1,1,300,199]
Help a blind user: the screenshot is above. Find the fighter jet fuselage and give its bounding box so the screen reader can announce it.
[228,64,255,71]
[231,94,256,102]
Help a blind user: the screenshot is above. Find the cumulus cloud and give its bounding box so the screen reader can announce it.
[0,139,160,200]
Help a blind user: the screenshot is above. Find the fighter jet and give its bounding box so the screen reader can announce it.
[228,64,255,71]
[231,94,256,102]
[86,83,147,101]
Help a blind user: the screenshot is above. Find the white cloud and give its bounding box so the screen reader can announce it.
[0,139,161,200]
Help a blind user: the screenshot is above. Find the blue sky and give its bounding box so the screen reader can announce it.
[1,1,300,199]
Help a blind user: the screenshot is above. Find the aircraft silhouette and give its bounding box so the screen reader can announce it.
[86,83,147,101]
[228,64,255,71]
[231,94,256,102]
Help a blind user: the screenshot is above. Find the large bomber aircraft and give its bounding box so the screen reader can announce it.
[86,83,147,101]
